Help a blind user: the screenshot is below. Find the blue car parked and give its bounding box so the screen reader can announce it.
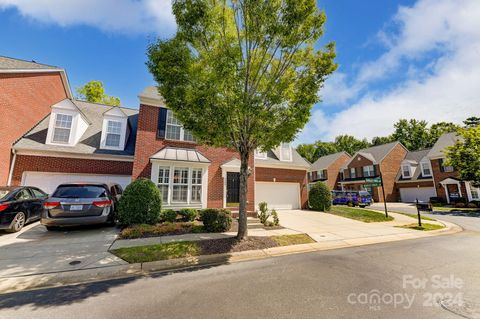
[332,190,372,208]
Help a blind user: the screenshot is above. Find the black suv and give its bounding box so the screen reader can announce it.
[41,183,123,230]
[0,186,48,232]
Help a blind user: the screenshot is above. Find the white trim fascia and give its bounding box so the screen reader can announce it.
[149,158,211,168]
[395,179,434,184]
[14,149,134,162]
[254,163,309,170]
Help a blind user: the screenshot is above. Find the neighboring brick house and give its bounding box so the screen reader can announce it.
[308,151,351,190]
[10,99,138,193]
[0,56,72,185]
[132,86,310,212]
[338,142,408,202]
[426,132,480,204]
[394,149,436,202]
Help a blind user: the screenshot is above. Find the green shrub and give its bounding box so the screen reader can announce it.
[467,202,478,208]
[258,201,270,224]
[178,208,197,222]
[309,182,332,211]
[160,209,177,223]
[455,202,466,208]
[117,178,162,226]
[199,208,232,232]
[271,209,280,226]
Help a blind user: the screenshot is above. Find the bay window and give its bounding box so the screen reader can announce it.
[470,185,480,200]
[191,169,202,203]
[157,166,170,203]
[172,168,189,203]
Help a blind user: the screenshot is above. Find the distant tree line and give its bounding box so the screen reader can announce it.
[297,117,480,163]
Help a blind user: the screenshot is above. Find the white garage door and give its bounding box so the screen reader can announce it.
[22,172,132,194]
[255,182,300,210]
[400,187,436,203]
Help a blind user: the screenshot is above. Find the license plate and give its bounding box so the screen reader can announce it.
[70,205,83,211]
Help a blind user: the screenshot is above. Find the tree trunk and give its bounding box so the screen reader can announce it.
[237,150,249,240]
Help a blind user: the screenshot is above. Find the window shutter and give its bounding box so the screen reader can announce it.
[157,107,168,138]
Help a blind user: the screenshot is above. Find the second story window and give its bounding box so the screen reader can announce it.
[363,165,375,177]
[318,170,326,179]
[439,159,454,172]
[105,121,122,147]
[280,143,292,161]
[165,110,195,142]
[350,167,356,179]
[421,161,432,177]
[402,165,412,178]
[52,113,73,143]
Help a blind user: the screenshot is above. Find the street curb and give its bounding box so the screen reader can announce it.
[0,220,462,294]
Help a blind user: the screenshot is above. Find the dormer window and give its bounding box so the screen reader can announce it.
[52,113,73,143]
[279,143,292,161]
[105,120,122,147]
[402,164,412,178]
[420,161,432,177]
[255,149,267,159]
[165,109,195,142]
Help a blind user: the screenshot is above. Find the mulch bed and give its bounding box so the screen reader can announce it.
[198,236,279,255]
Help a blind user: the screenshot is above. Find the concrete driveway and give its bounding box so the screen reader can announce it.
[0,222,125,278]
[276,209,441,243]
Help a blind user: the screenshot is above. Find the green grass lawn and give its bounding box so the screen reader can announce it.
[393,212,436,221]
[433,206,480,212]
[396,223,445,231]
[112,241,200,263]
[327,206,394,223]
[270,234,315,246]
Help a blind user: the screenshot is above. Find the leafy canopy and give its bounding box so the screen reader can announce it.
[446,126,480,187]
[76,80,120,106]
[147,0,337,153]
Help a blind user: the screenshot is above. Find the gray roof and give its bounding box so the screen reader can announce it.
[351,142,403,164]
[396,149,433,182]
[150,147,210,163]
[14,99,138,157]
[0,56,61,70]
[427,132,460,159]
[255,148,310,169]
[311,151,350,171]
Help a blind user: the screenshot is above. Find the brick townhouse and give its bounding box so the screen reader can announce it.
[0,56,71,185]
[338,142,408,202]
[6,62,309,211]
[308,151,351,190]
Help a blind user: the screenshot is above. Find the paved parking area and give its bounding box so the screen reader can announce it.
[0,222,125,278]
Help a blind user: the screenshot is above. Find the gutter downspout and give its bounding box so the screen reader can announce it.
[7,149,16,186]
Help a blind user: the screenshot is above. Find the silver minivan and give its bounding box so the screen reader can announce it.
[41,183,122,230]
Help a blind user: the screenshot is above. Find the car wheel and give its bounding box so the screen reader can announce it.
[7,212,26,233]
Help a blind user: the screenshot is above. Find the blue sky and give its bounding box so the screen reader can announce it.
[1,0,479,143]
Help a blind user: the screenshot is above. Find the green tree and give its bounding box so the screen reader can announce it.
[463,116,480,128]
[428,122,460,147]
[296,144,317,163]
[371,135,395,146]
[76,80,121,106]
[446,126,480,187]
[314,141,339,157]
[391,119,429,151]
[334,135,369,155]
[147,0,336,239]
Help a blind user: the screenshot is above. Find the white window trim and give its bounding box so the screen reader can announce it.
[51,113,73,144]
[363,165,375,177]
[350,167,356,179]
[420,160,432,177]
[401,164,412,179]
[466,182,480,201]
[255,149,268,159]
[165,109,195,143]
[279,143,293,162]
[151,160,209,208]
[100,116,128,151]
[318,170,326,179]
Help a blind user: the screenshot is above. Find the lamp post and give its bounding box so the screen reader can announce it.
[379,170,388,218]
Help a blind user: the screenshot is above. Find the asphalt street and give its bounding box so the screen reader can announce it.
[1,213,479,319]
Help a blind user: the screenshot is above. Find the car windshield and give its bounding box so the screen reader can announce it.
[52,185,107,199]
[0,189,11,200]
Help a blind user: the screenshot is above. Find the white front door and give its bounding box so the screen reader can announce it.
[399,187,437,203]
[255,182,300,210]
[22,172,132,194]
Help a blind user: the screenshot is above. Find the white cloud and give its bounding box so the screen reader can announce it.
[0,0,176,35]
[300,0,480,144]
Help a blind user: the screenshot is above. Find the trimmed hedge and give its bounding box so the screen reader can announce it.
[179,208,197,222]
[309,182,332,212]
[117,178,162,226]
[160,209,177,223]
[199,208,232,232]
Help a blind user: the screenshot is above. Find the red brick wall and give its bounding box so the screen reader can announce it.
[0,72,68,184]
[379,144,408,202]
[327,153,351,190]
[132,104,255,211]
[255,167,308,208]
[11,155,133,186]
[430,158,467,201]
[344,154,374,178]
